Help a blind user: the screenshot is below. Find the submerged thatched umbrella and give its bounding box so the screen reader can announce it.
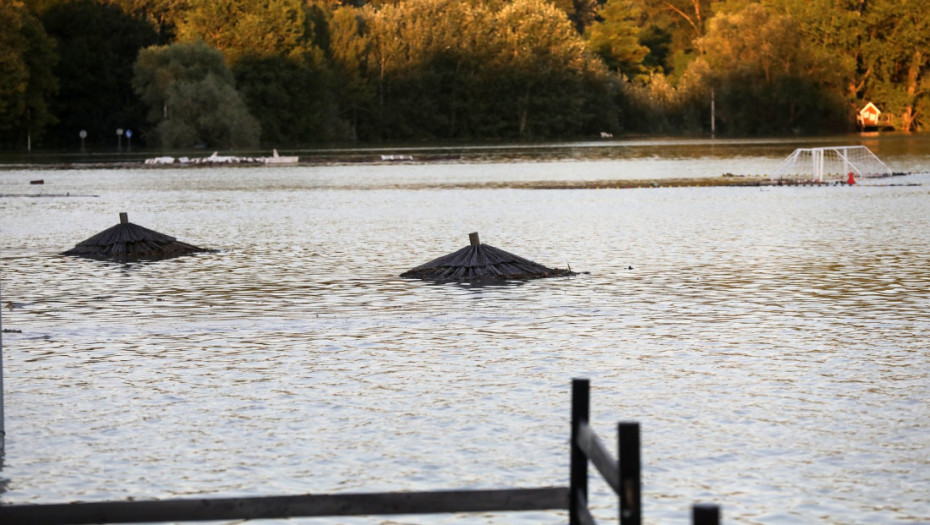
[400,232,575,282]
[61,212,209,262]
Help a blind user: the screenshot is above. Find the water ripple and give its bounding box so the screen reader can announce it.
[1,162,928,524]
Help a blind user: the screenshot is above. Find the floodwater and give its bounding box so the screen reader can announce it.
[1,136,929,524]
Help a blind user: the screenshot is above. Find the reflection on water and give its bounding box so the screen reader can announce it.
[1,139,929,524]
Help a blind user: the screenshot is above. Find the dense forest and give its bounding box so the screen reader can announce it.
[1,0,927,149]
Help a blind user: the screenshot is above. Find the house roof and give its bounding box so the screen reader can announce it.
[400,232,575,282]
[61,213,210,262]
[859,102,881,115]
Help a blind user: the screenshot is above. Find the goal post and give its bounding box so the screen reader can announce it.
[772,146,892,181]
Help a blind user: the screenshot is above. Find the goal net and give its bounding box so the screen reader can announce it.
[771,146,892,181]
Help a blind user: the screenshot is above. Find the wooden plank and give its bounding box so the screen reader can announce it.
[577,421,620,494]
[0,487,569,525]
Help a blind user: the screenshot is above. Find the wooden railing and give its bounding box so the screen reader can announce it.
[0,379,720,524]
[570,378,720,525]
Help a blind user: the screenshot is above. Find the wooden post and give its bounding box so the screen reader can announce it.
[618,422,641,525]
[468,232,480,246]
[0,270,5,447]
[570,378,589,525]
[692,503,720,525]
[119,212,128,224]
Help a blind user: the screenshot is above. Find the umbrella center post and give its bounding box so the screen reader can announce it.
[469,232,480,246]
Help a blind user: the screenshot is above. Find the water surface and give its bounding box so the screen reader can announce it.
[1,137,929,524]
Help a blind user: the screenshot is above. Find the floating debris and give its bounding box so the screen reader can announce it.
[144,150,298,166]
[263,149,299,165]
[401,232,576,283]
[61,212,210,262]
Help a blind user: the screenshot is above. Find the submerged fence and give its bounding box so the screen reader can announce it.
[0,379,721,524]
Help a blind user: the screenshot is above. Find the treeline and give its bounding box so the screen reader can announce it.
[1,0,927,150]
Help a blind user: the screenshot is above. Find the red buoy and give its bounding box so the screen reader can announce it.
[847,172,856,185]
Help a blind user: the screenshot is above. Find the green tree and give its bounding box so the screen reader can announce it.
[323,3,373,138]
[0,0,58,149]
[337,0,613,140]
[358,0,480,139]
[727,0,859,103]
[586,0,650,79]
[686,2,848,135]
[41,0,157,147]
[737,0,928,131]
[175,0,307,64]
[631,0,713,76]
[233,54,348,144]
[358,0,408,138]
[488,0,603,137]
[857,0,928,131]
[0,3,29,127]
[21,0,68,15]
[549,0,599,34]
[133,40,260,147]
[104,0,188,40]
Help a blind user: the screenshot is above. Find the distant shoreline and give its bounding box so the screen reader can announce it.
[0,146,919,192]
[0,154,464,171]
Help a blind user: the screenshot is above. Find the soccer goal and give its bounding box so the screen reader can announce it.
[772,145,892,181]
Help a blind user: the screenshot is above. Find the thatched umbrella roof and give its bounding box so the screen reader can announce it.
[61,212,209,262]
[400,232,575,282]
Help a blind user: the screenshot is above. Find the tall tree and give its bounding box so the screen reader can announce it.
[21,0,69,15]
[133,40,260,147]
[745,0,927,131]
[630,0,713,76]
[175,0,307,64]
[489,0,603,137]
[0,0,58,149]
[586,0,650,79]
[358,0,480,139]
[41,0,158,147]
[233,54,347,144]
[104,0,189,41]
[0,3,29,127]
[342,0,610,140]
[549,0,599,34]
[857,0,928,131]
[322,3,372,138]
[685,2,848,135]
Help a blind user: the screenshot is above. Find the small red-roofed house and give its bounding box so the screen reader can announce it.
[857,102,881,128]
